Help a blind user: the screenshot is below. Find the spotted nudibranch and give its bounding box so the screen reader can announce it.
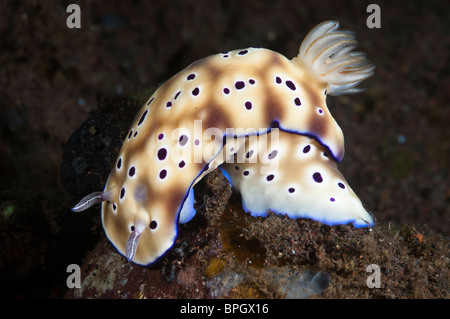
[220,131,374,227]
[73,21,375,265]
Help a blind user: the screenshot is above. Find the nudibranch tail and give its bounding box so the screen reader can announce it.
[221,131,374,228]
[295,20,375,95]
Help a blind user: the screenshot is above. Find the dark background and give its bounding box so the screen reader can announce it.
[0,0,448,298]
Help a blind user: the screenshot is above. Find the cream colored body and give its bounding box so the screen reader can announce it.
[73,21,375,265]
[222,131,374,227]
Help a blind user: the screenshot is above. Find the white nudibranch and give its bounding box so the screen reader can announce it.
[72,21,375,265]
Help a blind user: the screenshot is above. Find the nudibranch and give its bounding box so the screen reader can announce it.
[220,131,374,227]
[73,21,374,265]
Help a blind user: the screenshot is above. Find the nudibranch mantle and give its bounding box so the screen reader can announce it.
[221,131,374,228]
[73,21,374,265]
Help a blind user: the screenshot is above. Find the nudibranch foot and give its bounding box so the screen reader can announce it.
[178,187,196,224]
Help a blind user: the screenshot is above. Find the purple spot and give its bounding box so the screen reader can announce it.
[138,110,148,126]
[338,182,346,189]
[147,97,154,106]
[195,139,200,146]
[303,145,311,153]
[318,108,323,114]
[266,174,274,181]
[149,220,157,230]
[246,150,254,158]
[133,131,138,138]
[223,87,230,94]
[174,91,181,100]
[285,80,296,91]
[238,50,248,55]
[235,81,245,90]
[130,225,135,231]
[187,73,196,81]
[128,167,135,177]
[268,150,278,159]
[128,130,133,139]
[120,187,125,199]
[166,101,172,108]
[179,135,188,146]
[159,169,167,179]
[249,79,255,85]
[288,188,295,193]
[112,203,117,211]
[294,97,301,106]
[158,133,164,140]
[243,170,249,176]
[223,54,229,58]
[245,101,252,110]
[330,197,335,202]
[178,160,185,168]
[157,148,167,160]
[313,172,323,183]
[192,87,200,96]
[117,158,122,169]
[275,76,282,84]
